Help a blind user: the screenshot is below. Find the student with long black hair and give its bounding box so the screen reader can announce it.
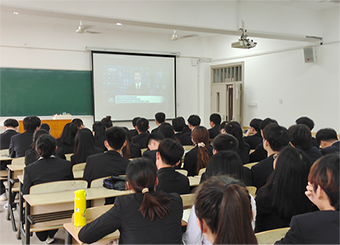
[24,129,49,165]
[92,122,106,151]
[55,122,78,159]
[78,158,183,244]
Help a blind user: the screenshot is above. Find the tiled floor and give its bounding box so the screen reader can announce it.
[0,197,66,245]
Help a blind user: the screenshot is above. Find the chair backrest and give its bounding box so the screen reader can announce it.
[175,169,188,176]
[0,149,9,157]
[72,162,86,172]
[246,186,257,197]
[255,227,290,245]
[71,204,114,222]
[244,162,259,169]
[140,148,148,154]
[90,176,110,188]
[181,193,195,209]
[198,168,206,176]
[183,145,194,152]
[12,157,25,165]
[30,180,88,194]
[65,153,73,161]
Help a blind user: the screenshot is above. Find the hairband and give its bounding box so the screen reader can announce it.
[197,142,205,148]
[142,187,149,194]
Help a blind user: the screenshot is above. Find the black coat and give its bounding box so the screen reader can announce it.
[251,154,274,190]
[321,141,340,155]
[132,132,150,149]
[156,167,190,195]
[0,129,18,150]
[183,145,213,176]
[245,132,262,149]
[9,130,34,158]
[175,132,192,146]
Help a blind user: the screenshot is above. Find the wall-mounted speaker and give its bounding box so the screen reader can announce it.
[304,47,316,63]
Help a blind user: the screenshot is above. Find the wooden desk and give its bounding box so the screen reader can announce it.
[19,119,71,138]
[23,188,131,245]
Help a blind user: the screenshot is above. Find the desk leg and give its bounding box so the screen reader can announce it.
[65,230,72,245]
[17,180,24,240]
[7,169,18,232]
[24,202,31,245]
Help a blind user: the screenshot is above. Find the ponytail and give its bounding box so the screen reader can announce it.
[122,141,131,159]
[192,126,211,174]
[196,143,210,174]
[139,190,170,221]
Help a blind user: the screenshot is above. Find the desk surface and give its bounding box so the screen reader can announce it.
[7,164,25,171]
[24,187,132,206]
[0,155,12,161]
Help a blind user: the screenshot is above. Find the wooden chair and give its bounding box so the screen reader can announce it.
[183,145,194,152]
[140,148,148,154]
[255,227,289,245]
[198,168,206,176]
[246,186,257,197]
[30,180,88,194]
[11,157,25,165]
[244,162,259,169]
[90,176,110,188]
[0,148,10,157]
[72,162,86,172]
[175,169,188,176]
[65,153,73,161]
[181,193,195,209]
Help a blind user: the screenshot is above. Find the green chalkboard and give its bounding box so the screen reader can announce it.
[0,68,93,116]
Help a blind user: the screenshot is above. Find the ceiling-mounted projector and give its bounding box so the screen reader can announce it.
[232,22,257,49]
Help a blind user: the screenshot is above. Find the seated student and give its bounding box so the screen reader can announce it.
[40,123,50,133]
[151,112,166,133]
[194,176,257,245]
[276,154,339,244]
[249,118,278,162]
[122,127,141,159]
[183,151,257,245]
[185,114,201,137]
[55,123,78,159]
[101,115,113,129]
[129,117,140,137]
[251,123,289,190]
[78,158,183,244]
[172,117,192,146]
[316,128,340,155]
[245,118,263,149]
[83,126,130,187]
[183,126,212,176]
[156,138,189,194]
[71,118,84,129]
[132,117,150,149]
[201,134,252,185]
[295,116,319,148]
[0,118,19,200]
[255,146,315,232]
[23,134,74,244]
[158,122,178,141]
[92,122,106,151]
[208,113,221,139]
[9,116,41,158]
[181,116,191,135]
[71,128,103,165]
[221,121,251,164]
[25,129,49,165]
[0,118,19,149]
[288,124,322,164]
[142,133,164,165]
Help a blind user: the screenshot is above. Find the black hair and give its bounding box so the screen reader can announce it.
[259,117,278,131]
[288,124,312,150]
[23,116,41,131]
[40,123,50,132]
[212,134,239,153]
[263,146,314,221]
[58,123,78,146]
[205,151,244,181]
[126,158,171,221]
[147,133,164,146]
[172,117,185,132]
[35,134,56,158]
[31,129,49,150]
[73,128,98,164]
[295,116,315,131]
[122,127,132,159]
[136,118,149,133]
[101,116,113,129]
[223,121,246,150]
[92,122,106,150]
[155,112,166,124]
[158,123,177,140]
[71,118,84,129]
[105,126,126,150]
[263,124,289,152]
[158,138,184,166]
[132,117,141,127]
[316,128,338,145]
[187,115,201,127]
[4,119,19,128]
[209,113,221,125]
[249,118,262,133]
